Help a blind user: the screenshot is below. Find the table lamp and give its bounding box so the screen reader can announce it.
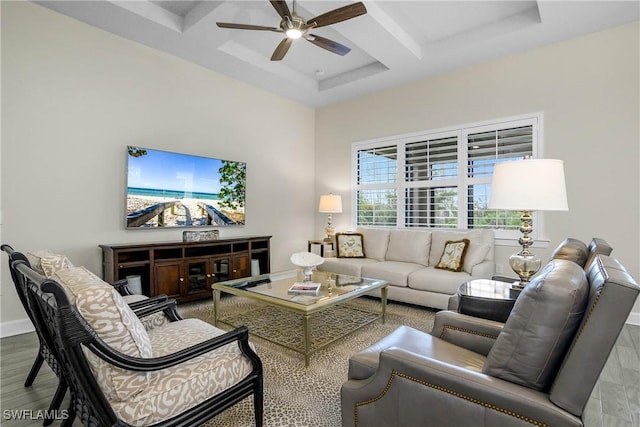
[488,158,568,288]
[318,194,342,241]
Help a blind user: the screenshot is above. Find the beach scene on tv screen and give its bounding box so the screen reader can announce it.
[126,146,245,228]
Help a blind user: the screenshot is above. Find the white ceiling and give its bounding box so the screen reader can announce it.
[34,1,640,108]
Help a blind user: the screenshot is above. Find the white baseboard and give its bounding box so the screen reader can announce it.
[0,318,35,338]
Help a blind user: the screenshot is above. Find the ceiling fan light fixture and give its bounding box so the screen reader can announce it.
[286,28,303,39]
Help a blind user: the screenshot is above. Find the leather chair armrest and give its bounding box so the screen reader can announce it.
[431,310,504,356]
[341,348,582,427]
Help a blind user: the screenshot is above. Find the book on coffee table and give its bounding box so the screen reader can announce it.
[288,282,321,295]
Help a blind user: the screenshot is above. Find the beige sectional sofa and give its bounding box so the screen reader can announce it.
[318,227,495,309]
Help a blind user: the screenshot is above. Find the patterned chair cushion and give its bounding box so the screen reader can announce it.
[111,319,256,426]
[122,295,171,331]
[52,267,152,401]
[40,254,74,278]
[27,250,74,276]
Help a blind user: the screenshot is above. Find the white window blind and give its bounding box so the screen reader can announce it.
[352,114,540,238]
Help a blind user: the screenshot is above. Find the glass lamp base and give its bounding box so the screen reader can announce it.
[509,252,542,288]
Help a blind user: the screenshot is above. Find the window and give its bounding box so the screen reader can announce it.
[352,115,540,239]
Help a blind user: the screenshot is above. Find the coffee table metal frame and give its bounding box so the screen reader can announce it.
[212,270,388,366]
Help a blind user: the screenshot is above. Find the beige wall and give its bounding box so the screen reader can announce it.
[315,22,640,320]
[1,2,315,333]
[2,3,639,333]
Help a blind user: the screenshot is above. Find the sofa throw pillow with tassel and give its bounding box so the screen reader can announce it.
[336,233,365,258]
[435,239,470,272]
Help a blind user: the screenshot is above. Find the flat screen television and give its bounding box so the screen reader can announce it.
[126,146,246,228]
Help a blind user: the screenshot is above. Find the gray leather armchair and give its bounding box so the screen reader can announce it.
[341,255,639,427]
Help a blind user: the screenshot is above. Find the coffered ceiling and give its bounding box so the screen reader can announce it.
[34,1,639,107]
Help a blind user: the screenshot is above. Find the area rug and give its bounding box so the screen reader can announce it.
[179,296,436,427]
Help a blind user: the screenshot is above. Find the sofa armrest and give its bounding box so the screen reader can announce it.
[431,310,503,356]
[341,348,582,427]
[470,260,495,279]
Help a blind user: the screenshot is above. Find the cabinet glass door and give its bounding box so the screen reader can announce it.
[186,261,208,295]
[212,258,230,283]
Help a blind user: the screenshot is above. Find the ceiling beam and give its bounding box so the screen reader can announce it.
[298,1,422,70]
[110,1,183,32]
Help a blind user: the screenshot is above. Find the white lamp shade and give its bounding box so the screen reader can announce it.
[318,194,343,213]
[488,159,568,211]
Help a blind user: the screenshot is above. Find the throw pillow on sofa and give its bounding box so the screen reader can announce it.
[429,230,483,266]
[435,239,469,272]
[336,233,365,258]
[482,259,589,391]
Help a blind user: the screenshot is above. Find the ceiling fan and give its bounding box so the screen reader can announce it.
[216,0,367,61]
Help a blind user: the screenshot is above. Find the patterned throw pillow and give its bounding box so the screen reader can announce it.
[52,266,152,401]
[336,233,365,258]
[435,239,470,272]
[40,254,74,278]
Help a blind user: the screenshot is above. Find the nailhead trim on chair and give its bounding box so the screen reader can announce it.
[353,370,548,427]
[438,324,499,341]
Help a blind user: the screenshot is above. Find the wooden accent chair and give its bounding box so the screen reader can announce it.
[2,245,181,425]
[7,248,263,426]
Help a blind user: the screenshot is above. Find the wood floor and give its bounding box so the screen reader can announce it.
[1,324,639,426]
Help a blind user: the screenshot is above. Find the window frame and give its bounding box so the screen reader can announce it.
[351,113,544,241]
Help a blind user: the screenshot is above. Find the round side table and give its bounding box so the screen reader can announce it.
[457,279,519,323]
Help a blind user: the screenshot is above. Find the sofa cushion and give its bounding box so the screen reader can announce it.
[408,267,473,294]
[385,229,431,266]
[112,319,255,426]
[483,259,589,391]
[52,267,152,401]
[356,227,390,260]
[361,261,425,288]
[429,230,483,266]
[550,238,589,267]
[336,233,365,258]
[319,257,379,277]
[463,243,491,274]
[435,239,470,272]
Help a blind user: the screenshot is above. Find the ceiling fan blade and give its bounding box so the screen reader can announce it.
[305,34,351,56]
[270,0,293,21]
[271,37,293,61]
[217,22,282,32]
[305,2,367,29]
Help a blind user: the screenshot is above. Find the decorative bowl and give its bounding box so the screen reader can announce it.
[290,252,324,283]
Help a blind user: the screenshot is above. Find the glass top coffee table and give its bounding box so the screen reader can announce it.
[212,270,388,366]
